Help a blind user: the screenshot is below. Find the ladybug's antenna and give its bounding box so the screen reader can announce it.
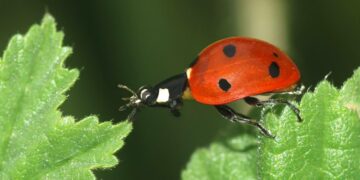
[118,84,142,120]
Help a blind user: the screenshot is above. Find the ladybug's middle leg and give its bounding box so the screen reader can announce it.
[215,105,274,138]
[244,97,302,122]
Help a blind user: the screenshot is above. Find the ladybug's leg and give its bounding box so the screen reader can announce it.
[245,97,302,122]
[278,84,305,96]
[168,99,183,117]
[215,105,274,138]
[149,98,183,117]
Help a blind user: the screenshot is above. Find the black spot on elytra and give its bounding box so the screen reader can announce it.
[218,78,231,92]
[189,56,199,67]
[223,44,236,58]
[269,62,280,78]
[273,52,279,58]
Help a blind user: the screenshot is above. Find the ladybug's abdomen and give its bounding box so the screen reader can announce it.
[187,37,300,105]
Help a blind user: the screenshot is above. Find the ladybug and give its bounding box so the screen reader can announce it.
[119,37,303,137]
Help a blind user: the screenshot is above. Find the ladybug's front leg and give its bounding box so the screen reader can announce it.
[215,105,274,138]
[149,98,183,117]
[168,99,183,117]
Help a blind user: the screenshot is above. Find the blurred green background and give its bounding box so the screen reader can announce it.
[0,0,359,179]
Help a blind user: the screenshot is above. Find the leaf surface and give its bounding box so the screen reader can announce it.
[183,68,360,179]
[0,15,132,179]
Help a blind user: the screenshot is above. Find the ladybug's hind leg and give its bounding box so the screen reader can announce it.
[215,105,274,138]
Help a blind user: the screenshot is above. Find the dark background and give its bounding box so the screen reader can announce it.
[0,0,359,179]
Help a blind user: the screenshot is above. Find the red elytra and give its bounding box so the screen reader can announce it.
[187,37,301,105]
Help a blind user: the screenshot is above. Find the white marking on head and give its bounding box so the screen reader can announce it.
[186,68,192,79]
[140,89,150,99]
[156,88,170,103]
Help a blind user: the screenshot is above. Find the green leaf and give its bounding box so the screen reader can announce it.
[0,14,132,179]
[182,126,258,180]
[183,68,360,179]
[259,69,360,179]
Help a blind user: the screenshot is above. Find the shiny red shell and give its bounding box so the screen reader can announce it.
[187,37,300,105]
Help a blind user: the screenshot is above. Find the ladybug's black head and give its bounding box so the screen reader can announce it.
[118,84,157,120]
[137,86,158,105]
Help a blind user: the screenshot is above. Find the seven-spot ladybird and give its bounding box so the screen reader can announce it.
[119,37,303,137]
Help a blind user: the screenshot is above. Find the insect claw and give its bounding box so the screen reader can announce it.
[279,84,305,96]
[122,97,131,101]
[298,84,305,93]
[119,104,129,111]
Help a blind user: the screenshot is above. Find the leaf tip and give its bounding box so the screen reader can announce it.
[41,13,56,25]
[114,120,133,136]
